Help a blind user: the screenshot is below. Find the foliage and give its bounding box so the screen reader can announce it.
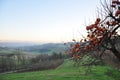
[66,0,120,64]
[0,51,65,73]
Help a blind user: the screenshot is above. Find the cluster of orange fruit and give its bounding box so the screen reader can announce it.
[106,21,118,26]
[68,0,120,59]
[111,0,120,16]
[86,18,107,47]
[69,42,81,59]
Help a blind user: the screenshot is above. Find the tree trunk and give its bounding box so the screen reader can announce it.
[111,47,120,61]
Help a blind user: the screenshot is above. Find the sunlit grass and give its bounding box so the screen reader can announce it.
[0,60,120,80]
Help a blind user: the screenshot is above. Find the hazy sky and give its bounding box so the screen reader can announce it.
[0,0,99,43]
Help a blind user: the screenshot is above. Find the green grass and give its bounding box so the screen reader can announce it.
[0,60,120,80]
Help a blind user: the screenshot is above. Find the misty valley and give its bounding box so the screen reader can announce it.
[0,42,68,73]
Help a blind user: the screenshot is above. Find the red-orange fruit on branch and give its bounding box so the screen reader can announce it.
[112,0,120,4]
[111,21,117,26]
[115,10,120,16]
[111,4,116,8]
[96,18,101,22]
[106,21,110,25]
[75,43,80,48]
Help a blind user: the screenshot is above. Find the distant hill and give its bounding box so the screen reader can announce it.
[0,41,42,48]
[0,47,14,54]
[0,42,69,54]
[20,43,69,54]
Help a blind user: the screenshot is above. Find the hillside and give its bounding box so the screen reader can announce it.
[19,43,68,54]
[0,60,120,80]
[0,42,68,54]
[0,47,15,54]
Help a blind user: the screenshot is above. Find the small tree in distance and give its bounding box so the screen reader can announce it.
[68,0,120,62]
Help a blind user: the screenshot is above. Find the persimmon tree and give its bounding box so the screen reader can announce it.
[68,0,120,62]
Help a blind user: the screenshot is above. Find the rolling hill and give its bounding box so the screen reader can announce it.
[20,43,68,54]
[0,42,69,54]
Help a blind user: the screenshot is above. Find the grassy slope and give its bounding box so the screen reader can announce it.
[0,60,120,80]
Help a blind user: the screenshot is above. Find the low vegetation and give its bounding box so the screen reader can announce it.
[0,50,65,73]
[0,60,120,80]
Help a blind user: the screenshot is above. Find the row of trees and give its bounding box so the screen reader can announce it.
[0,52,32,73]
[25,52,65,72]
[0,51,66,73]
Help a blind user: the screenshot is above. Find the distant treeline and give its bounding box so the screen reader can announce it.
[19,43,69,54]
[0,50,68,73]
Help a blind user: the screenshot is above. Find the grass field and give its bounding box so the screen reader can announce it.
[0,60,120,80]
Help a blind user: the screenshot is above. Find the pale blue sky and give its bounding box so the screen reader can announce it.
[0,0,99,43]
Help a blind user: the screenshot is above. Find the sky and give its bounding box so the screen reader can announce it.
[0,0,100,43]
